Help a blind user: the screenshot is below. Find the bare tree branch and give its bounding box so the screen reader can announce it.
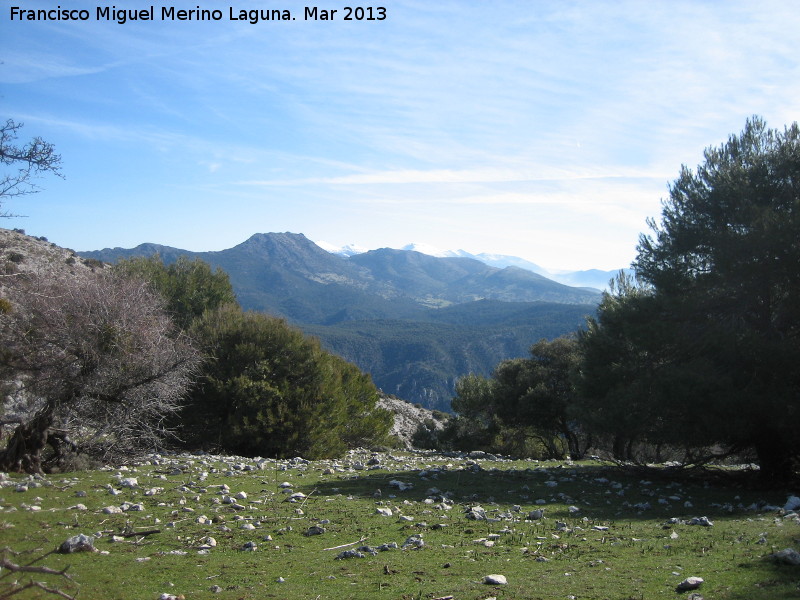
[0,119,64,217]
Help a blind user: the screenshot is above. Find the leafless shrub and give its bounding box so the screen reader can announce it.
[0,268,200,472]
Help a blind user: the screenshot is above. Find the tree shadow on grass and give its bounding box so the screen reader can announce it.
[295,462,789,523]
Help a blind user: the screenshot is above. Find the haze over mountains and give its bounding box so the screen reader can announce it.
[81,232,603,410]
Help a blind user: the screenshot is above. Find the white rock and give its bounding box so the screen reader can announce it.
[376,507,393,517]
[676,576,704,591]
[402,534,424,549]
[58,534,96,554]
[304,525,326,536]
[483,574,508,585]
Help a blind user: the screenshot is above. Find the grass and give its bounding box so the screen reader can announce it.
[1,450,798,599]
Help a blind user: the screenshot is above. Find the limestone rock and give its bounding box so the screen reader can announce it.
[676,576,704,591]
[58,533,96,554]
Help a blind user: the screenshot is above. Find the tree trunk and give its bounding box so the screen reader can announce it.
[0,413,52,474]
[754,435,795,485]
[612,434,627,461]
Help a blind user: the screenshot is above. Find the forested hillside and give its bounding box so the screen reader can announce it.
[306,301,592,411]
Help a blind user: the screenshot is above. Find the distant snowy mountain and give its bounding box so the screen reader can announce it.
[399,242,463,257]
[316,240,369,257]
[315,240,625,290]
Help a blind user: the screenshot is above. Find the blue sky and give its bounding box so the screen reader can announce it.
[2,1,798,271]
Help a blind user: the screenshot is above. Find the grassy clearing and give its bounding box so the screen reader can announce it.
[1,451,798,600]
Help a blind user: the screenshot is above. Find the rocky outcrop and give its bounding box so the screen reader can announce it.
[377,395,447,448]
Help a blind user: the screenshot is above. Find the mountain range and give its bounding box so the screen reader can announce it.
[80,233,602,410]
[317,240,627,291]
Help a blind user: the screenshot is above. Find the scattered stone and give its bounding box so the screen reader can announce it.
[771,548,800,566]
[688,516,713,527]
[241,541,257,551]
[676,576,704,591]
[528,509,544,520]
[402,534,425,550]
[58,533,96,554]
[483,574,508,585]
[304,525,326,536]
[376,542,399,551]
[389,479,413,491]
[465,506,487,520]
[335,549,365,560]
[376,507,393,517]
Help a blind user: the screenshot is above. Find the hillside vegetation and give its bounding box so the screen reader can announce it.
[0,229,393,472]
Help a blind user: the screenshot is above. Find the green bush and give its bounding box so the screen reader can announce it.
[180,304,392,459]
